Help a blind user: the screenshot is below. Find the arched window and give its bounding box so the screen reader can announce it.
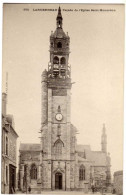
[79,165,85,181]
[54,139,64,159]
[30,164,37,180]
[57,42,62,48]
[6,136,8,155]
[53,56,59,64]
[60,57,66,65]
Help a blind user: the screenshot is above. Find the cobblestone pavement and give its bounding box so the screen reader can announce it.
[16,190,113,195]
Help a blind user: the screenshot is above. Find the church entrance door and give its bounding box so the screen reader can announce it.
[55,172,62,190]
[30,164,37,179]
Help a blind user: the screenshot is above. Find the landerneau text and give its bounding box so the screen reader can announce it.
[22,8,116,12]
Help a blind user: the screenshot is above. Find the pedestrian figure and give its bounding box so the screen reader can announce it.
[91,185,95,193]
[28,186,31,194]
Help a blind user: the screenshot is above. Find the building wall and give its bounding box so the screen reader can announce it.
[1,152,9,194]
[2,118,18,194]
[2,117,9,194]
[19,151,40,191]
[8,126,17,165]
[114,171,123,195]
[2,92,18,194]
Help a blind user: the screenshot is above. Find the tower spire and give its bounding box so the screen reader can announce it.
[58,6,61,15]
[101,123,107,153]
[56,6,63,28]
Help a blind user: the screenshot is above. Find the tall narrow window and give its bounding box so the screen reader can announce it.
[6,165,8,184]
[54,139,63,159]
[79,165,85,181]
[5,136,8,155]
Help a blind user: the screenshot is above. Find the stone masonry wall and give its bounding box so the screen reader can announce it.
[114,171,123,195]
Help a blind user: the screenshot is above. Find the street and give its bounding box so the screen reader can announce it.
[16,190,113,195]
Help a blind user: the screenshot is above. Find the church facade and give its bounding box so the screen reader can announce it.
[18,7,111,193]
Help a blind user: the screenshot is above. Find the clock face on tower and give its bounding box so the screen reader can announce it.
[55,113,63,121]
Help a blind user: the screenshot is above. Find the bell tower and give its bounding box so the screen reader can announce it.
[48,7,70,80]
[41,7,75,191]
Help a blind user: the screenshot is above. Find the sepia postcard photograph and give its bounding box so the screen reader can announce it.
[1,3,124,195]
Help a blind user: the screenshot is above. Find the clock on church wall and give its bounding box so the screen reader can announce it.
[52,96,67,123]
[55,113,63,121]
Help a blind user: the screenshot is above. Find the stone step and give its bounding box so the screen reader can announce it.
[30,179,37,188]
[31,188,41,194]
[31,179,37,183]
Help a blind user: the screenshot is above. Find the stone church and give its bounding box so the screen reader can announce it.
[18,7,111,193]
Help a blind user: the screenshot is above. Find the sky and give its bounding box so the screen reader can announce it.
[2,3,124,176]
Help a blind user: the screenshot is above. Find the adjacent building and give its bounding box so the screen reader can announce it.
[113,170,123,195]
[1,93,18,194]
[18,7,111,193]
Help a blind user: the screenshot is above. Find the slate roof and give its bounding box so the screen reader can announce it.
[78,156,90,162]
[114,170,123,176]
[53,28,67,38]
[20,143,41,151]
[76,144,107,166]
[20,144,107,166]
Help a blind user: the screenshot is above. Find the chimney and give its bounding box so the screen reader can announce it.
[2,93,7,116]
